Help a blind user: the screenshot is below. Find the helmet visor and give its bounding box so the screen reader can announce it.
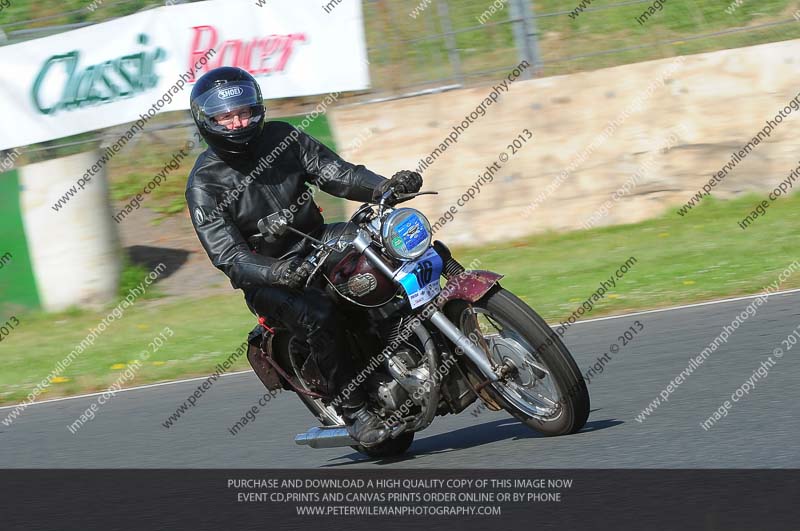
[195,80,261,116]
[194,81,265,141]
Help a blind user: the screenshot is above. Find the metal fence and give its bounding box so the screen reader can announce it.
[361,0,540,99]
[4,0,800,157]
[360,0,800,98]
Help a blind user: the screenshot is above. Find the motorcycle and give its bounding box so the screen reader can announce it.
[245,189,590,458]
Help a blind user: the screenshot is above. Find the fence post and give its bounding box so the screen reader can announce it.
[509,0,543,77]
[436,0,464,85]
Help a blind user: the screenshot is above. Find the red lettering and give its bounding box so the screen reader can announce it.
[213,39,243,70]
[274,33,307,72]
[188,25,218,82]
[239,40,257,72]
[253,36,284,75]
[186,29,308,78]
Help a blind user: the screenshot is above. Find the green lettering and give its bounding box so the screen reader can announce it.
[29,33,163,115]
[74,65,104,108]
[31,52,78,115]
[99,61,121,101]
[112,58,133,98]
[143,47,166,90]
[119,54,144,93]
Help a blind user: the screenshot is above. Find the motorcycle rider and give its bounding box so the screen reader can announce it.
[185,67,422,447]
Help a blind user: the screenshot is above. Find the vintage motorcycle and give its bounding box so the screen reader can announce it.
[245,189,590,458]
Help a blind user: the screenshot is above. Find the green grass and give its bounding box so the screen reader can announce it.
[0,292,252,405]
[117,254,164,300]
[1,191,799,405]
[455,192,800,319]
[107,124,197,219]
[366,0,800,83]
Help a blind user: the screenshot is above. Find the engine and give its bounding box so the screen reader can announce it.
[367,346,431,417]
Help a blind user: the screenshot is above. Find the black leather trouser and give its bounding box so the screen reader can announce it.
[243,222,365,409]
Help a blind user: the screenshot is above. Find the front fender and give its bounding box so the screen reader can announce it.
[438,270,503,306]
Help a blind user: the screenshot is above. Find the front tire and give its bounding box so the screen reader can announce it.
[445,287,589,436]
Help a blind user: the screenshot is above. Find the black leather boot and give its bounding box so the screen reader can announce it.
[342,404,391,448]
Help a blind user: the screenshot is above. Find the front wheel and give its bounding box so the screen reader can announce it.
[446,287,590,436]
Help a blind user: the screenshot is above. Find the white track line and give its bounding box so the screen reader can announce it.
[0,370,254,411]
[565,287,800,325]
[2,287,799,412]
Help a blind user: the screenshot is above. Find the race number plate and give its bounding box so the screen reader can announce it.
[396,248,444,309]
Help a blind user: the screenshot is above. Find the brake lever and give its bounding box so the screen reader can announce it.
[378,189,438,216]
[392,190,439,203]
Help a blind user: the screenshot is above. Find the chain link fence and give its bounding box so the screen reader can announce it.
[360,0,800,98]
[3,0,800,169]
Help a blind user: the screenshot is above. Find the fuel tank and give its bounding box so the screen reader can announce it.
[327,250,398,305]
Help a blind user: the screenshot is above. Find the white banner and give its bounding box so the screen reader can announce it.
[0,0,369,151]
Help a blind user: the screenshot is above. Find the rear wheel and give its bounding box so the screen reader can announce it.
[445,287,589,435]
[277,335,415,458]
[295,393,415,458]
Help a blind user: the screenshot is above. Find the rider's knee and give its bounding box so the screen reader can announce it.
[301,292,336,330]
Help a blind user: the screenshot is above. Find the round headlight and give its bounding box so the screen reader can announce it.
[381,208,432,261]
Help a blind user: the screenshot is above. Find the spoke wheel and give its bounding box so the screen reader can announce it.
[277,335,415,458]
[446,287,589,436]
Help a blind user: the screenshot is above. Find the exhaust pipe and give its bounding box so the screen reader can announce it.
[295,426,355,449]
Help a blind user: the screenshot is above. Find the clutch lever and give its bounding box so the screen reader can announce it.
[303,247,332,287]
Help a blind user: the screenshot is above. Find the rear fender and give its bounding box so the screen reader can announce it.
[247,325,289,391]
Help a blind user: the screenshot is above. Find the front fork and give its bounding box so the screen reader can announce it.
[352,231,503,383]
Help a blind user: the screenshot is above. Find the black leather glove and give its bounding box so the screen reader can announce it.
[372,170,423,203]
[389,170,423,195]
[269,256,314,290]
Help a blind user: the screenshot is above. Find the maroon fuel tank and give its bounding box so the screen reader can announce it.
[327,250,398,305]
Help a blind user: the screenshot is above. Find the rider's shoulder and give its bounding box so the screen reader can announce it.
[264,120,301,138]
[186,149,230,195]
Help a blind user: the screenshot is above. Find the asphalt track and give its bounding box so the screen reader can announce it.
[1,290,798,469]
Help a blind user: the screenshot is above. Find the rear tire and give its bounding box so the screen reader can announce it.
[275,334,414,458]
[296,393,414,458]
[445,287,589,436]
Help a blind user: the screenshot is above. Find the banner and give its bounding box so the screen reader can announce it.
[2,470,799,530]
[0,0,369,151]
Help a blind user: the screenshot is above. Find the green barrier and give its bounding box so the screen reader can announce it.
[0,169,41,311]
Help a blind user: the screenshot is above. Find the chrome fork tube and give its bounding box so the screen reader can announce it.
[353,229,499,382]
[352,230,396,279]
[428,311,499,382]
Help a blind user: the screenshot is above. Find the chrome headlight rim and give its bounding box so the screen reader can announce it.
[380,208,433,261]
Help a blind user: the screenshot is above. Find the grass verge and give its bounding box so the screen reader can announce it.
[1,192,798,405]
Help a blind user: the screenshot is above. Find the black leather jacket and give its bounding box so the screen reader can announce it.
[185,120,387,289]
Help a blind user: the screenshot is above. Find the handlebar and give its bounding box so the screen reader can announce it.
[261,188,442,279]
